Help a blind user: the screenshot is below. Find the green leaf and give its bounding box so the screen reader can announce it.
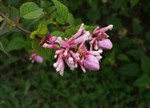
[30,20,48,39]
[0,22,10,36]
[63,27,76,38]
[4,56,18,65]
[55,14,66,25]
[9,7,19,22]
[145,32,150,43]
[133,18,143,34]
[130,0,139,7]
[117,54,130,62]
[51,31,64,36]
[6,37,26,51]
[6,0,20,5]
[52,0,68,24]
[0,41,9,56]
[20,2,44,19]
[0,16,3,22]
[0,7,19,35]
[127,49,144,60]
[67,13,75,26]
[113,0,127,10]
[52,0,74,25]
[87,9,100,21]
[32,39,52,60]
[108,16,123,30]
[134,74,150,87]
[85,25,96,32]
[87,0,98,10]
[118,63,139,76]
[140,54,150,73]
[74,18,82,26]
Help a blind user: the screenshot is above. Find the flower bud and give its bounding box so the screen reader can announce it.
[30,52,43,64]
[98,39,113,50]
[83,55,100,71]
[33,55,43,63]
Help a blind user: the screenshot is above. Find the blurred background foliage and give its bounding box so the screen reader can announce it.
[0,0,150,108]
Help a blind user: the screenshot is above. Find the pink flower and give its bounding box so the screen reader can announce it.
[90,24,113,50]
[53,55,65,76]
[69,23,90,45]
[30,52,43,64]
[83,55,100,71]
[93,25,113,35]
[53,48,78,75]
[40,33,59,49]
[52,24,90,75]
[38,23,113,75]
[76,42,102,72]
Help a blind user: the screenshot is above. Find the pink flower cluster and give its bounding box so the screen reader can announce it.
[32,24,113,76]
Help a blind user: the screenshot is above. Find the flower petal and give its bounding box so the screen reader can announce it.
[98,39,113,50]
[83,55,100,71]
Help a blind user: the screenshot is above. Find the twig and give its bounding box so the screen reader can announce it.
[16,25,31,34]
[0,11,31,34]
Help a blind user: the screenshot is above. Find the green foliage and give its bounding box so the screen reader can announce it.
[140,54,150,73]
[51,31,64,36]
[134,74,150,87]
[0,41,9,56]
[52,0,74,25]
[145,32,150,43]
[6,37,26,51]
[30,19,48,39]
[32,39,52,60]
[63,27,76,38]
[0,16,3,22]
[130,0,139,7]
[118,63,139,76]
[20,2,44,19]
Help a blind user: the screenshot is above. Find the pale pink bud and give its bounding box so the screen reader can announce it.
[40,33,57,45]
[49,36,57,44]
[83,55,100,71]
[33,55,43,63]
[98,39,113,50]
[30,52,43,64]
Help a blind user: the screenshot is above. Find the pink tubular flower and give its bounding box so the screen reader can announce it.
[40,33,59,49]
[53,55,65,76]
[69,23,90,45]
[90,24,113,50]
[38,23,113,76]
[76,42,102,72]
[30,52,43,64]
[52,23,91,75]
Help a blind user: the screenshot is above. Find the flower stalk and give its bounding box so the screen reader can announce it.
[0,11,31,34]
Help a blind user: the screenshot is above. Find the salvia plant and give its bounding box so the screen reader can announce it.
[0,0,113,76]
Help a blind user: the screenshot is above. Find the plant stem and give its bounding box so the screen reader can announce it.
[0,12,31,34]
[16,25,31,34]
